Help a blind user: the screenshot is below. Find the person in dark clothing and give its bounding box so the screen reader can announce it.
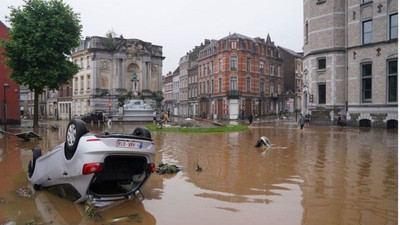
[305,113,310,126]
[298,114,305,130]
[248,114,254,126]
[337,113,346,128]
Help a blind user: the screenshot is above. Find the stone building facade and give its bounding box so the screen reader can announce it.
[303,0,397,127]
[71,36,164,117]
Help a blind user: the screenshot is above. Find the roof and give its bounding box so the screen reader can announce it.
[0,20,9,30]
[220,33,254,41]
[278,46,303,58]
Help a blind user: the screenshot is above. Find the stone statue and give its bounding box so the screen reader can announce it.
[131,70,138,81]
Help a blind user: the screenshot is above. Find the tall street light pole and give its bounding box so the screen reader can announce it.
[3,83,10,131]
[107,93,111,116]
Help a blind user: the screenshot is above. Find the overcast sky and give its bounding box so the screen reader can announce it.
[0,0,303,75]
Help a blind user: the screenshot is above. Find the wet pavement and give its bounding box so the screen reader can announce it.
[0,119,397,225]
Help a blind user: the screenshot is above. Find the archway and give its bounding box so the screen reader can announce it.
[359,119,371,127]
[387,120,398,129]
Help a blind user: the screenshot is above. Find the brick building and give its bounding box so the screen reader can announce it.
[0,20,20,124]
[303,0,397,127]
[198,33,284,120]
[279,47,303,114]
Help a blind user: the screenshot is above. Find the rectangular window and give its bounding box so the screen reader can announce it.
[80,76,84,90]
[388,60,397,102]
[270,65,274,76]
[390,13,398,40]
[230,76,238,90]
[87,75,90,89]
[218,58,222,72]
[318,84,326,104]
[318,58,326,70]
[247,58,251,72]
[230,56,238,71]
[277,65,281,77]
[246,77,251,92]
[260,61,264,74]
[270,81,274,94]
[218,77,222,93]
[260,79,265,93]
[362,64,372,102]
[86,56,90,68]
[211,79,214,93]
[80,58,83,69]
[211,61,214,74]
[74,78,78,91]
[231,41,237,49]
[363,20,372,44]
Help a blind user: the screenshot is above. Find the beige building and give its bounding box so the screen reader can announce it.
[71,36,164,117]
[303,0,397,128]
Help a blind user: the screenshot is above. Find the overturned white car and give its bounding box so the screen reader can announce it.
[27,119,156,204]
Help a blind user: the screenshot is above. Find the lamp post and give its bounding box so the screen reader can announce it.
[107,93,111,116]
[3,83,10,131]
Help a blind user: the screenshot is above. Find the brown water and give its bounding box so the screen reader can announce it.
[0,121,397,225]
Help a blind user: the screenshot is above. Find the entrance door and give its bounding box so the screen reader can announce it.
[217,99,223,119]
[229,99,239,119]
[245,99,252,116]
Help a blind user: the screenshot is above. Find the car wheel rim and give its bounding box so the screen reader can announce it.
[67,124,76,147]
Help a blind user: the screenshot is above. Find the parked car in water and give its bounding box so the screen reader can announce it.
[27,119,156,204]
[81,111,108,123]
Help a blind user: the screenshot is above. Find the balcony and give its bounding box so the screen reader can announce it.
[260,92,266,99]
[227,90,240,99]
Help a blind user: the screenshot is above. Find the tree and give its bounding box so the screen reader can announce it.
[2,0,82,127]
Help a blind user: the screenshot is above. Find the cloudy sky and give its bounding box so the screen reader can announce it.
[0,0,303,75]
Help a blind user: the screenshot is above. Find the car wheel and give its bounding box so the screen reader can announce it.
[65,119,88,160]
[28,146,42,178]
[132,127,151,139]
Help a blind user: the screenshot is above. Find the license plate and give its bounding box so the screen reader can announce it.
[116,140,142,149]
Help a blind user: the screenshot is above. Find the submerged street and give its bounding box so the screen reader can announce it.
[0,120,397,225]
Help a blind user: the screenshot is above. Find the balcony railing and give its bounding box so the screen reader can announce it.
[227,90,240,99]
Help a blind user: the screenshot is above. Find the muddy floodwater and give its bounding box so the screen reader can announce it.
[0,120,397,225]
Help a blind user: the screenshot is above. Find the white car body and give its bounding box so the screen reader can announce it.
[28,119,156,204]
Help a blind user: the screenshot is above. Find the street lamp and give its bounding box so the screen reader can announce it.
[3,83,10,131]
[107,93,111,116]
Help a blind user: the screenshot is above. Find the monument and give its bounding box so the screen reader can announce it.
[112,70,154,121]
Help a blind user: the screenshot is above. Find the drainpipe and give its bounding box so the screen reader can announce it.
[345,0,349,120]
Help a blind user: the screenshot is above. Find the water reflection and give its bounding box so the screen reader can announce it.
[0,121,397,225]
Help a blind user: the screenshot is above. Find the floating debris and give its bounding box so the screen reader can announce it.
[51,124,60,130]
[196,160,203,172]
[85,200,102,221]
[0,197,6,204]
[16,187,32,198]
[156,162,181,174]
[255,136,271,148]
[111,214,142,223]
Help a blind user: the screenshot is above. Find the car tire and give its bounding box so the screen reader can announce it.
[132,127,151,139]
[65,119,88,160]
[28,146,42,178]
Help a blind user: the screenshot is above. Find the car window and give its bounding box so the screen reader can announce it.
[45,184,81,202]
